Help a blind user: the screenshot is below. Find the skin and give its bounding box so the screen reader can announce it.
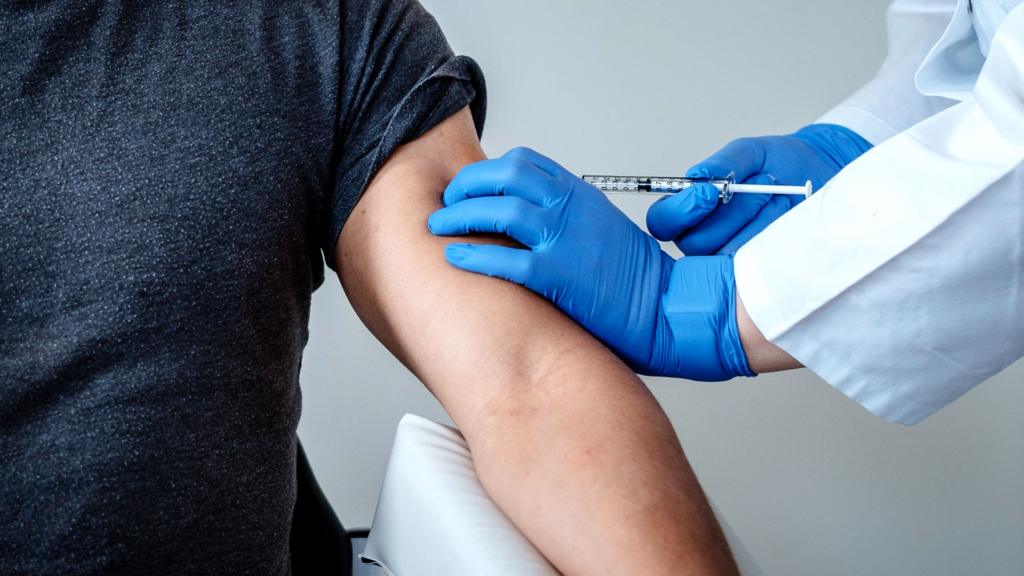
[336,107,739,575]
[736,295,802,374]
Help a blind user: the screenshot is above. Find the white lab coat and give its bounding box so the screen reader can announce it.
[734,0,1024,425]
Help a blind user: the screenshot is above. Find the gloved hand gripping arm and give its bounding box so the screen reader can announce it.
[428,147,754,381]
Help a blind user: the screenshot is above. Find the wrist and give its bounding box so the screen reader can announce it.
[735,291,803,374]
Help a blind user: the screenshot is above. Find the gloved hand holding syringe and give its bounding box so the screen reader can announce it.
[583,175,813,204]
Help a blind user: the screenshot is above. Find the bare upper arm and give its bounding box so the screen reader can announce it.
[334,107,632,440]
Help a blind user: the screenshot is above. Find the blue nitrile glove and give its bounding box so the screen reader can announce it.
[427,147,754,381]
[647,124,872,255]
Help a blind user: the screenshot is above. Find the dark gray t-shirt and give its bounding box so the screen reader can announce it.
[0,1,484,573]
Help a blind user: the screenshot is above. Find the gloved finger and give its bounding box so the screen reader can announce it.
[675,174,774,255]
[444,243,536,286]
[443,156,554,207]
[717,194,798,256]
[502,146,568,178]
[685,137,769,183]
[428,196,547,248]
[645,182,720,242]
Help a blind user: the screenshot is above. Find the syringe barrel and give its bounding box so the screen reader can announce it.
[582,175,643,192]
[583,175,728,194]
[582,175,813,202]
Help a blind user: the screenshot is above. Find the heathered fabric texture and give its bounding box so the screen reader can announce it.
[0,1,484,574]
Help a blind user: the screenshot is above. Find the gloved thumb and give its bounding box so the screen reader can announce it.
[646,182,719,242]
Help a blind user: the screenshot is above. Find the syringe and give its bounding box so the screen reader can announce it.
[583,175,813,204]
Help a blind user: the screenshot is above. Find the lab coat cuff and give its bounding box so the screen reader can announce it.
[733,245,789,343]
[735,242,934,426]
[735,252,931,426]
[777,332,935,426]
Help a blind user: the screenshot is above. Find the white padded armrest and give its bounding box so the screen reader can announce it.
[361,414,766,576]
[361,414,557,575]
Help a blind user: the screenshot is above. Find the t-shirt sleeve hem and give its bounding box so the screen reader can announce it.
[323,55,486,267]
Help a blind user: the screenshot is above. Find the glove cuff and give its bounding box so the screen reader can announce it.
[720,257,757,379]
[793,124,874,169]
[658,256,755,381]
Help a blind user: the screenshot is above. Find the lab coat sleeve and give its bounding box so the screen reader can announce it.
[735,6,1024,426]
[817,0,960,144]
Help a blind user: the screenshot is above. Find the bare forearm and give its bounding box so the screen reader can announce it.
[471,347,737,576]
[338,109,736,575]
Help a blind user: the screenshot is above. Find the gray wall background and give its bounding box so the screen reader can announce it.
[298,1,1024,574]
